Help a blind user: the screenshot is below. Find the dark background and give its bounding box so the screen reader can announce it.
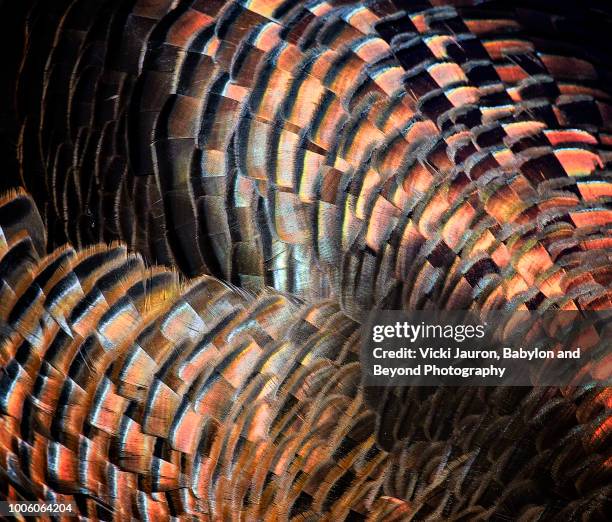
[0,0,31,192]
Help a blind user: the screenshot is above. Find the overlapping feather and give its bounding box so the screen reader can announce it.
[16,0,612,319]
[6,0,612,519]
[0,191,609,520]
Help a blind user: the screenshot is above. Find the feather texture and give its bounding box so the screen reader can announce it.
[4,0,612,519]
[0,191,609,520]
[16,0,612,318]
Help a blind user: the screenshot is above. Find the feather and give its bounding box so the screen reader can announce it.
[5,0,612,519]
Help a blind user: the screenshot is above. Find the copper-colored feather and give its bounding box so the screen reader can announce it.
[15,0,612,321]
[0,191,608,519]
[5,0,612,519]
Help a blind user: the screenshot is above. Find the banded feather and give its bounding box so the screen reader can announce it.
[15,0,612,318]
[4,0,612,519]
[0,191,609,519]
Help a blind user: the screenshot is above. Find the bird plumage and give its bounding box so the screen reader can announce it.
[0,191,609,520]
[2,0,612,519]
[15,0,612,318]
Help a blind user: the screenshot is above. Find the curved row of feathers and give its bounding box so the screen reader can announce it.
[2,0,612,519]
[0,192,609,520]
